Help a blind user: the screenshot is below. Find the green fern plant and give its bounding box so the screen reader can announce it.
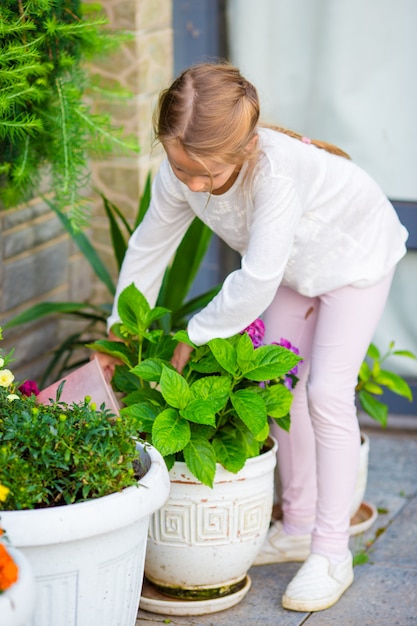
[0,0,137,227]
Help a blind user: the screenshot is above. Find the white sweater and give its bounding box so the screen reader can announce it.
[108,128,408,345]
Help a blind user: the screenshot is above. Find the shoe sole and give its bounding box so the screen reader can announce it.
[282,571,354,612]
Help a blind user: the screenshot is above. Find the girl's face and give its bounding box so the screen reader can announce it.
[164,143,239,195]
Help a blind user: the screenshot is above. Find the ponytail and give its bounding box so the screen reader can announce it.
[264,124,351,160]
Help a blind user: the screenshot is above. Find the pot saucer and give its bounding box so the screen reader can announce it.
[349,501,378,536]
[139,575,251,616]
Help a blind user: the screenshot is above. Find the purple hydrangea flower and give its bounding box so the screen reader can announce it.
[241,318,265,348]
[272,338,302,388]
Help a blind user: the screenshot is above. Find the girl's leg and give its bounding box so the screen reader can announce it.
[308,270,395,556]
[263,286,319,534]
[281,270,395,612]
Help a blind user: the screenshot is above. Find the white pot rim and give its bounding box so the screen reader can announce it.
[3,442,170,546]
[169,437,278,485]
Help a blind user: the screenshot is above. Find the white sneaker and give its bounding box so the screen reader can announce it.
[253,521,311,565]
[282,551,354,612]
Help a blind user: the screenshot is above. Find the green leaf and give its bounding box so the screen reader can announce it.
[392,349,417,360]
[261,384,294,418]
[353,551,369,566]
[101,194,129,271]
[122,387,163,406]
[112,364,142,393]
[189,375,231,412]
[5,301,96,328]
[362,382,384,395]
[164,453,176,472]
[230,389,268,435]
[357,360,371,383]
[208,337,238,375]
[130,358,165,382]
[172,330,196,348]
[119,402,157,433]
[255,419,270,442]
[152,409,191,455]
[183,435,217,487]
[160,365,190,409]
[236,332,255,369]
[180,399,216,426]
[117,283,150,334]
[272,414,291,432]
[374,370,413,400]
[358,391,388,427]
[86,339,134,366]
[367,343,380,360]
[147,306,171,326]
[135,171,152,229]
[244,345,301,381]
[189,350,225,374]
[212,430,247,473]
[51,203,116,294]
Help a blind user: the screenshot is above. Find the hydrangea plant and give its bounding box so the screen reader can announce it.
[88,283,301,487]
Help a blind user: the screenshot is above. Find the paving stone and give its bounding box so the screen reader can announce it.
[370,497,417,567]
[137,563,306,626]
[306,564,417,625]
[136,429,417,626]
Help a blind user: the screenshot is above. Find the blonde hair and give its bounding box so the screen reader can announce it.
[154,62,350,168]
[154,62,259,167]
[262,124,351,160]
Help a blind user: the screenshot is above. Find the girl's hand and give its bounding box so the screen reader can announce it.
[171,341,194,374]
[91,352,122,384]
[90,330,123,384]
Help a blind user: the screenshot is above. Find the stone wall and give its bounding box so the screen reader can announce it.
[0,0,173,385]
[89,0,173,302]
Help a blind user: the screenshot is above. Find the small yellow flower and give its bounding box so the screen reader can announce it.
[0,484,10,503]
[0,369,14,388]
[7,394,19,402]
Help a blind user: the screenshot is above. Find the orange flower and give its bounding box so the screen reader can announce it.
[0,543,19,592]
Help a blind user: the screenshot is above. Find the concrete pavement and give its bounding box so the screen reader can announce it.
[136,424,417,626]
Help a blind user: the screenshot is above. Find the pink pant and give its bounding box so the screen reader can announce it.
[264,271,395,555]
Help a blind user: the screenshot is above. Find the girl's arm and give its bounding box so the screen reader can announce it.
[187,176,302,346]
[107,160,195,330]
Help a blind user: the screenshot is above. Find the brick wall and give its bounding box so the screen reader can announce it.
[0,0,173,385]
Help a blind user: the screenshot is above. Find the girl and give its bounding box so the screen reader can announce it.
[96,63,408,612]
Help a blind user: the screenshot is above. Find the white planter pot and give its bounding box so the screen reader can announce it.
[2,443,170,626]
[350,432,370,518]
[144,439,277,601]
[0,546,35,626]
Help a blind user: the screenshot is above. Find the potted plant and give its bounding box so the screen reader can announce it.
[356,341,416,427]
[349,341,416,527]
[0,330,170,626]
[0,518,35,626]
[88,283,300,614]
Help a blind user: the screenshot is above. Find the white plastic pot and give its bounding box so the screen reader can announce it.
[0,546,35,626]
[2,442,170,626]
[350,432,370,518]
